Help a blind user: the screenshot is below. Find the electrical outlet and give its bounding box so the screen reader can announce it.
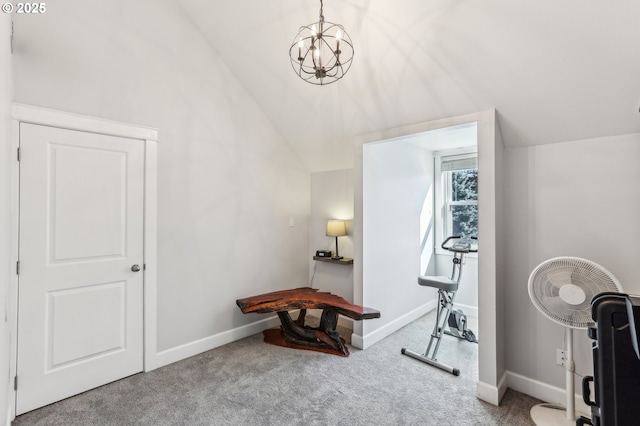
[556,349,566,366]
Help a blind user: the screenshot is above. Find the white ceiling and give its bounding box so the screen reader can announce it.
[178,0,640,172]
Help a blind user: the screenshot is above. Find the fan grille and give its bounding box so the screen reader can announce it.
[528,257,622,329]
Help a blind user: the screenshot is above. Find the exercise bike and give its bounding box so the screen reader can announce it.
[401,236,478,376]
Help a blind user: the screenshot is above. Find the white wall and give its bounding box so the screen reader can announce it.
[11,0,310,358]
[309,169,354,301]
[504,133,640,402]
[0,12,13,424]
[360,140,436,343]
[359,133,481,327]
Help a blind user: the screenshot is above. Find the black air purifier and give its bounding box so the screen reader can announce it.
[578,293,640,426]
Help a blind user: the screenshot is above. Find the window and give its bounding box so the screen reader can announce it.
[435,151,478,245]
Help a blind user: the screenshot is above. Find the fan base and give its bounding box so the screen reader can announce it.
[530,404,575,426]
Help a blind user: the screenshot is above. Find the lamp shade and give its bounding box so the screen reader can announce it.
[326,220,346,237]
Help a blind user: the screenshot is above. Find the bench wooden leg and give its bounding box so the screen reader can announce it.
[273,309,349,356]
[296,308,307,327]
[318,309,345,354]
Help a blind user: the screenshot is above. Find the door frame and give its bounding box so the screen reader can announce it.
[352,109,506,405]
[9,103,158,419]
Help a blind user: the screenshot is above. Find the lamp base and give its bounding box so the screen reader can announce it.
[332,256,343,260]
[530,404,575,426]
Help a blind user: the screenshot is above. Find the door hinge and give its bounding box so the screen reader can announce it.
[17,147,20,162]
[14,376,17,391]
[16,261,19,275]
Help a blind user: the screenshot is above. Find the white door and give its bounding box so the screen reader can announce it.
[17,123,145,414]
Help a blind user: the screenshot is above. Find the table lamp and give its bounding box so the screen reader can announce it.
[326,220,347,260]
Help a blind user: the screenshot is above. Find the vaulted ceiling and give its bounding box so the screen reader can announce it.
[182,0,639,172]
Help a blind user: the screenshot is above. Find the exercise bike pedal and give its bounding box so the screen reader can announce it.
[463,330,478,343]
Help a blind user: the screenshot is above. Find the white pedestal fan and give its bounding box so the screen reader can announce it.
[528,257,622,426]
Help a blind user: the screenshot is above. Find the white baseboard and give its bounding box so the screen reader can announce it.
[350,333,364,349]
[154,311,354,371]
[154,315,281,369]
[476,370,508,406]
[351,299,437,349]
[338,316,354,330]
[454,303,478,319]
[506,371,590,417]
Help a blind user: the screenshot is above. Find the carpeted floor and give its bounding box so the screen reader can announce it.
[13,311,540,425]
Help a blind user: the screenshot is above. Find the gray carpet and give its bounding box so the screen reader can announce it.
[13,312,540,425]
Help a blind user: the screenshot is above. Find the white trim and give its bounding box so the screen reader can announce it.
[506,371,590,417]
[155,312,355,369]
[499,370,508,402]
[476,370,507,406]
[353,109,502,396]
[8,117,20,423]
[455,302,478,319]
[354,112,483,146]
[434,146,478,255]
[337,316,354,330]
[10,104,158,416]
[154,316,282,369]
[12,104,158,141]
[143,140,158,372]
[351,299,436,349]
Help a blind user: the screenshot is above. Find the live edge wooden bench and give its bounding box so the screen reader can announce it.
[236,287,380,357]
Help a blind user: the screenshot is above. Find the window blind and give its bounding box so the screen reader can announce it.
[441,154,477,172]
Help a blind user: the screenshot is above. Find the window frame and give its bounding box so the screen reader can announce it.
[434,147,478,256]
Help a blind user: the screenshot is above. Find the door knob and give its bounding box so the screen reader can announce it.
[131,264,141,272]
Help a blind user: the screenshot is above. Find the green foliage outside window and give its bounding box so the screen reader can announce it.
[450,169,478,239]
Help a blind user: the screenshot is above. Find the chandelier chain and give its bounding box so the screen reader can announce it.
[319,0,324,21]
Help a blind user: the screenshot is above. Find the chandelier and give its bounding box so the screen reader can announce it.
[289,0,354,85]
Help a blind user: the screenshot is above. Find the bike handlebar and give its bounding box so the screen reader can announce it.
[441,236,478,253]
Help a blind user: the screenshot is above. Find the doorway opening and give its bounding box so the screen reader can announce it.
[362,122,478,378]
[353,109,504,405]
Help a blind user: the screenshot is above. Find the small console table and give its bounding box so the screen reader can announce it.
[236,287,380,356]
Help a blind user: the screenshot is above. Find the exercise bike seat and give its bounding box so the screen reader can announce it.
[417,276,459,292]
